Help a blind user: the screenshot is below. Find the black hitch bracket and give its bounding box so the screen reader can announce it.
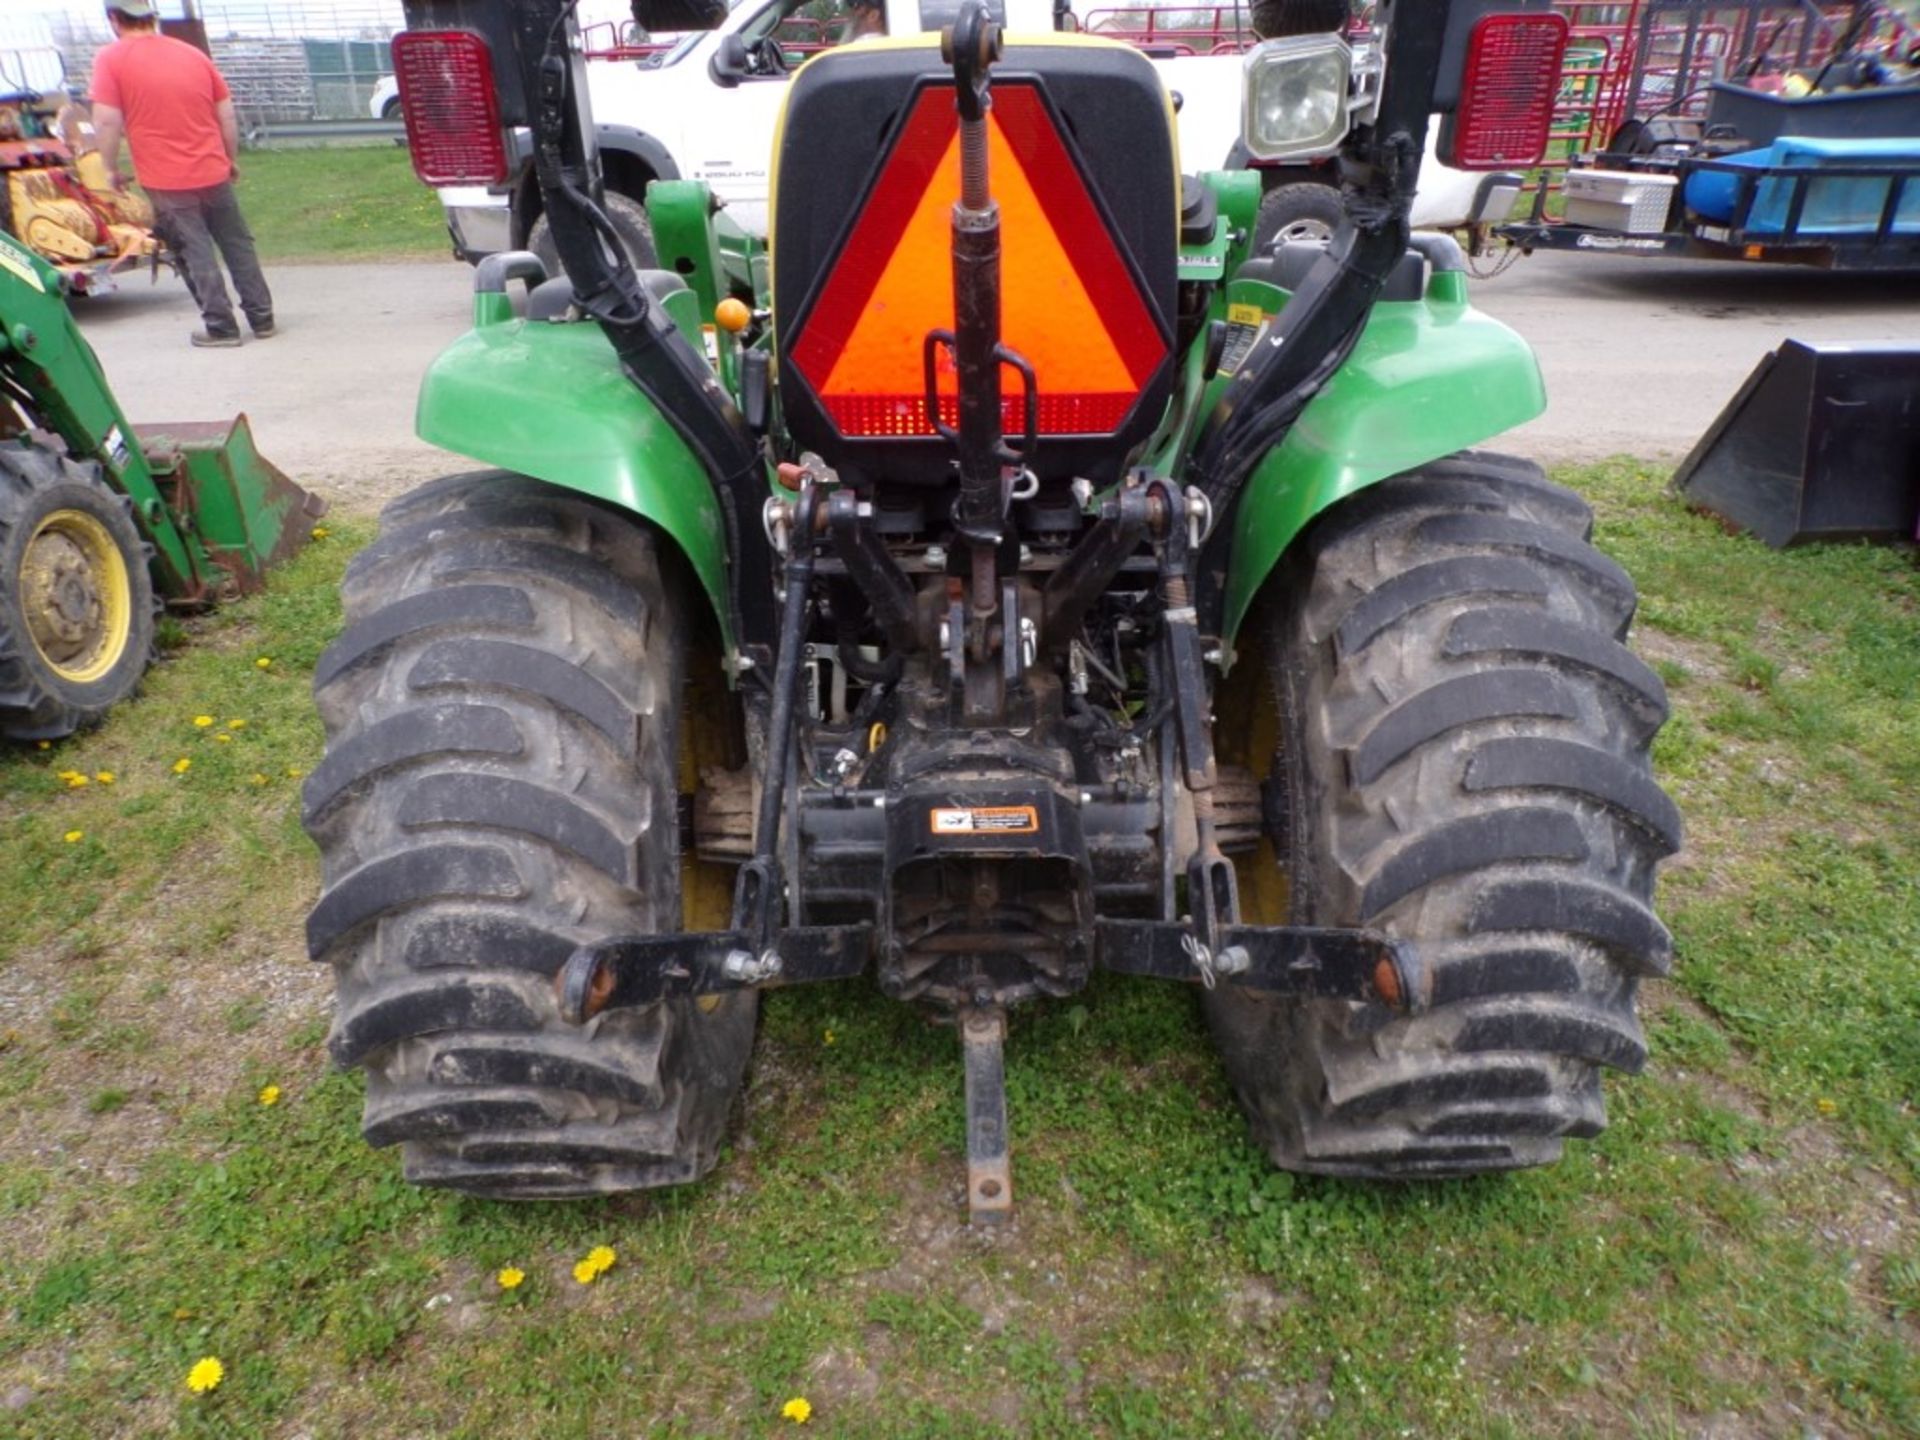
[1096,919,1429,1013]
[557,923,875,1023]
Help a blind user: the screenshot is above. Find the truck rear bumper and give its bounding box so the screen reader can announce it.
[442,191,512,264]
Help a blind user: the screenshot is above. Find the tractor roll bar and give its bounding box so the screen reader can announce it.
[1188,0,1452,517]
[511,0,763,571]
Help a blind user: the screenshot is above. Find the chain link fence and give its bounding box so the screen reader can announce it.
[4,2,406,129]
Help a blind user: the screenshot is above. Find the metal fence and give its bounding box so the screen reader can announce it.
[3,2,406,128]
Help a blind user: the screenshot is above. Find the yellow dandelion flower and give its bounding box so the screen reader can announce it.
[258,1084,281,1107]
[36,740,50,750]
[95,771,114,785]
[250,773,270,786]
[56,769,80,782]
[173,758,192,774]
[824,1029,836,1047]
[585,1245,616,1275]
[214,733,232,744]
[65,774,89,788]
[227,719,247,730]
[255,657,273,670]
[311,525,331,540]
[285,766,303,779]
[185,1356,224,1394]
[497,1267,525,1290]
[572,1259,599,1285]
[1817,1097,1838,1115]
[63,830,83,844]
[193,715,214,728]
[781,1397,813,1424]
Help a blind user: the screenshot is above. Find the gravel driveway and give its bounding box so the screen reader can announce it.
[74,249,1920,514]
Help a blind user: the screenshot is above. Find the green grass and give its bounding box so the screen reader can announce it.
[0,464,1915,1437]
[232,144,450,263]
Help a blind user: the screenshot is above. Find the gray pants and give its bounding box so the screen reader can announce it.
[147,182,273,338]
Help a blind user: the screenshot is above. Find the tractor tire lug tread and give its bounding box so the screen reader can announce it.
[1334,554,1549,660]
[311,584,535,690]
[301,702,524,824]
[1415,511,1636,623]
[1346,667,1577,786]
[1444,607,1670,732]
[1359,806,1588,920]
[396,771,638,888]
[1464,735,1683,855]
[407,638,641,759]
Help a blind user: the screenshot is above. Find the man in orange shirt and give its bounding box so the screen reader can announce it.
[91,0,274,347]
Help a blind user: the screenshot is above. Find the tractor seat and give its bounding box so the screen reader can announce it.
[770,35,1180,487]
[526,267,689,322]
[1239,241,1428,302]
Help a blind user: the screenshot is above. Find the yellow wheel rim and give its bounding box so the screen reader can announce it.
[20,508,133,686]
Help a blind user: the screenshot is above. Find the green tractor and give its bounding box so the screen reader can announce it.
[0,234,320,740]
[308,0,1679,1216]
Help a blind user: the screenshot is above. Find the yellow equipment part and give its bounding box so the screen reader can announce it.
[9,171,106,263]
[70,150,155,229]
[104,223,158,260]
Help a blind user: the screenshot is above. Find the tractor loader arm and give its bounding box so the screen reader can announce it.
[0,230,317,740]
[0,230,317,602]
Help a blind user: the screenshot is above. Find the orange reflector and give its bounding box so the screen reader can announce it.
[786,84,1167,440]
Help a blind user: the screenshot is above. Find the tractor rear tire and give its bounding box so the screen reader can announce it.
[0,443,155,742]
[1207,454,1679,1176]
[304,471,755,1199]
[527,189,658,281]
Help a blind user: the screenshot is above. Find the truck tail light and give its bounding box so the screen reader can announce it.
[392,30,508,186]
[1442,12,1569,170]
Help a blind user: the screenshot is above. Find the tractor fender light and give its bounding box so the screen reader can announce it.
[1440,12,1569,170]
[392,30,509,187]
[1242,35,1353,163]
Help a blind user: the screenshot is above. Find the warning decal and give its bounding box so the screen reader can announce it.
[930,806,1040,836]
[1217,309,1271,377]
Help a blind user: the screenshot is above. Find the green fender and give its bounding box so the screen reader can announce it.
[416,293,737,652]
[1218,271,1547,644]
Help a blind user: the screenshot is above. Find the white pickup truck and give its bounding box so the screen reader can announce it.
[425,0,1507,266]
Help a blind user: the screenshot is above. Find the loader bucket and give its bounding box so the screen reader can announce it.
[135,416,327,594]
[1671,339,1920,549]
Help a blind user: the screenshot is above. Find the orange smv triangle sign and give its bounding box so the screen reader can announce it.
[791,83,1166,440]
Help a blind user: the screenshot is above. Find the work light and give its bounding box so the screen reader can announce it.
[1242,34,1353,162]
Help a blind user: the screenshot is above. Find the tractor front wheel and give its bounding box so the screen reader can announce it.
[304,471,755,1198]
[1254,182,1345,250]
[526,189,658,282]
[1208,454,1679,1176]
[0,443,154,741]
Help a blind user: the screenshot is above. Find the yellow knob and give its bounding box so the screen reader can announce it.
[715,297,752,333]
